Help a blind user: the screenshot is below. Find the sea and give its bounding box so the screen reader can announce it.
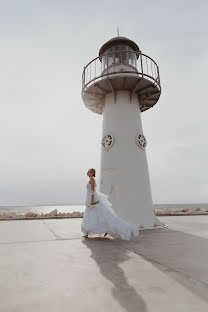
[0,203,208,216]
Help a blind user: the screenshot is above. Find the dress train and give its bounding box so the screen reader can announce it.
[81,179,139,241]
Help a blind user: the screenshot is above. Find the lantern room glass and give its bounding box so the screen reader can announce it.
[101,44,137,71]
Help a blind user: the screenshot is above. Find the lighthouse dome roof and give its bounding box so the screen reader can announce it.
[99,36,140,59]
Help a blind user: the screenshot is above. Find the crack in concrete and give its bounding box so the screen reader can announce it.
[42,219,63,239]
[0,237,82,245]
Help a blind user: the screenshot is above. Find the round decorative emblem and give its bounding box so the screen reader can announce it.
[102,133,114,149]
[136,133,147,149]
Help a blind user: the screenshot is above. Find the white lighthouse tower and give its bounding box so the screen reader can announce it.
[82,36,167,229]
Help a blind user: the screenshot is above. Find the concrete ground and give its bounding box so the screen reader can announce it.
[0,216,208,312]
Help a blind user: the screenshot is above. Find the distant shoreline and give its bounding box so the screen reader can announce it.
[1,203,208,209]
[0,203,83,208]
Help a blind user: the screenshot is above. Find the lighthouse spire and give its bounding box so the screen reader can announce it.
[117,27,120,37]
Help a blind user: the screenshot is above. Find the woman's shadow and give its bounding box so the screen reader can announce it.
[82,236,147,312]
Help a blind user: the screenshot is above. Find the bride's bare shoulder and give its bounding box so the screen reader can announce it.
[89,177,95,184]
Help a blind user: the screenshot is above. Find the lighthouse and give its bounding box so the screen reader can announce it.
[82,36,167,229]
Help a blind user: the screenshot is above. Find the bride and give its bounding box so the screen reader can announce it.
[81,168,139,240]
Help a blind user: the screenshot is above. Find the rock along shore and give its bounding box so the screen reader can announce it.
[0,207,208,220]
[0,209,84,220]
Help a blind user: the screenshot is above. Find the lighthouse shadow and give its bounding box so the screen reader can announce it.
[82,237,147,312]
[112,226,208,303]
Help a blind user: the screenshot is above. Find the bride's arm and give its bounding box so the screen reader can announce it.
[90,178,95,204]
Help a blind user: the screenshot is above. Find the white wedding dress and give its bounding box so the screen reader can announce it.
[81,179,139,240]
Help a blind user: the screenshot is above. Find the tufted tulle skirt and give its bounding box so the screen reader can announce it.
[81,189,139,241]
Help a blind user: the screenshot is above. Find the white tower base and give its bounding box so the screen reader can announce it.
[99,90,167,229]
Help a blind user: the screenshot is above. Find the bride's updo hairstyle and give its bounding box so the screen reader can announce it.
[89,168,96,177]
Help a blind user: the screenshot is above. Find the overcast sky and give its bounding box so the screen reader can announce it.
[0,0,207,206]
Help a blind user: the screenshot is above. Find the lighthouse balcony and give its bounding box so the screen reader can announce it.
[82,50,161,114]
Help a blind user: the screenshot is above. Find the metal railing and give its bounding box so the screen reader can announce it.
[82,50,161,92]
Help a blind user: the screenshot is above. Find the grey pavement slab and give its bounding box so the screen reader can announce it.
[0,219,55,243]
[0,216,208,312]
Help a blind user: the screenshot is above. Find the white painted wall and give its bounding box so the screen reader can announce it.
[99,90,164,228]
